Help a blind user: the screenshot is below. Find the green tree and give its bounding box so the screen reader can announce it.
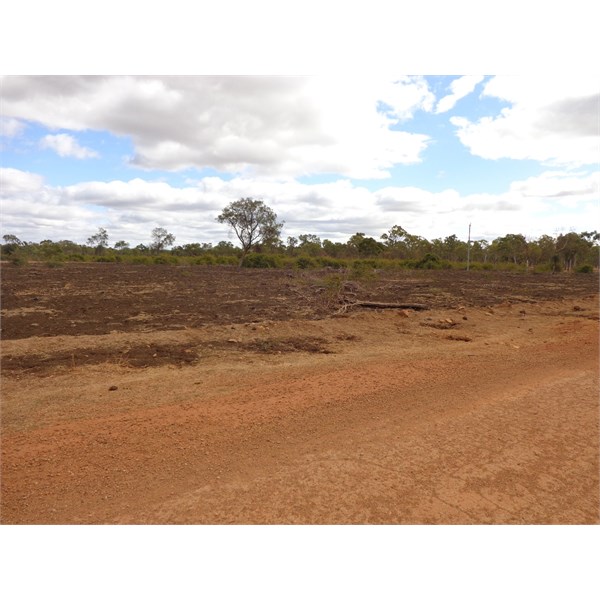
[381,225,410,258]
[556,232,590,271]
[298,234,323,256]
[216,197,284,267]
[2,234,23,246]
[441,234,468,262]
[490,234,528,264]
[322,239,347,258]
[151,227,175,253]
[534,235,557,266]
[87,227,109,255]
[357,236,385,257]
[286,236,299,256]
[1,234,24,256]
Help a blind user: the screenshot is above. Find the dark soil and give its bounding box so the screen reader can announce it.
[1,336,333,376]
[1,262,597,340]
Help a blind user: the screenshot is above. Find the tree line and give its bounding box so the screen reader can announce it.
[2,198,598,272]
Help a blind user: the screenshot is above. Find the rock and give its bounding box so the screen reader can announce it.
[398,310,410,318]
[227,338,239,343]
[573,305,584,311]
[462,315,468,320]
[108,385,118,391]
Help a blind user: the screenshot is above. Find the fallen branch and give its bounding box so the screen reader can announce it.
[334,300,429,314]
[352,300,429,310]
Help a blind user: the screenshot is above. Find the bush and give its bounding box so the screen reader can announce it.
[129,256,152,265]
[350,260,377,280]
[10,255,29,266]
[295,256,316,269]
[193,254,216,265]
[414,253,441,269]
[215,255,239,266]
[153,255,179,265]
[576,264,594,273]
[241,253,281,268]
[316,257,346,270]
[532,263,552,273]
[67,253,87,262]
[45,259,64,268]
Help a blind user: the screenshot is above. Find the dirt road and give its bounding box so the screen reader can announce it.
[2,292,598,524]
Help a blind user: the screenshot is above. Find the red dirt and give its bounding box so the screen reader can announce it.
[1,263,598,524]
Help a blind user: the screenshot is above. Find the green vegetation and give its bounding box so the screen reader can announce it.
[2,201,599,273]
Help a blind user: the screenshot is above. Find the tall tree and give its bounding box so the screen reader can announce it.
[216,197,284,267]
[87,227,109,255]
[151,227,175,253]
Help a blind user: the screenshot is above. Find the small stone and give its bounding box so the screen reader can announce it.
[227,338,239,343]
[398,310,410,318]
[108,385,118,391]
[462,315,468,320]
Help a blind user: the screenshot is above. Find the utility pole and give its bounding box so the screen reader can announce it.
[466,222,472,271]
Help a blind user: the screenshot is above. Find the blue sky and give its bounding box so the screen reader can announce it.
[1,75,598,247]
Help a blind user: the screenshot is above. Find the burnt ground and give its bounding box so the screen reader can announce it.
[1,262,597,340]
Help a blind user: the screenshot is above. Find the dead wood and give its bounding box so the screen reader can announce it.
[352,301,429,310]
[334,300,429,314]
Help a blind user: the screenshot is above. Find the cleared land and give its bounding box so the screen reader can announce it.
[1,263,598,524]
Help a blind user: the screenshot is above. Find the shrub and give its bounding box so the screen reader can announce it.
[414,253,441,269]
[215,255,239,266]
[10,255,29,267]
[576,264,594,273]
[241,253,281,268]
[350,260,377,280]
[45,260,64,268]
[153,255,179,265]
[296,256,316,269]
[67,253,86,262]
[316,257,346,270]
[533,263,552,273]
[129,256,152,265]
[193,254,216,265]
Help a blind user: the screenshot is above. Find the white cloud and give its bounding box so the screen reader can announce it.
[0,117,25,137]
[2,75,433,178]
[2,167,597,245]
[0,168,100,240]
[435,75,484,114]
[39,133,99,159]
[509,170,599,199]
[450,75,599,167]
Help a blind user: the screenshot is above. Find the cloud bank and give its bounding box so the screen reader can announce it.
[2,167,597,245]
[1,75,435,179]
[450,76,599,167]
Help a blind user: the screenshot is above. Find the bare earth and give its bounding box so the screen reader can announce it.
[1,264,598,524]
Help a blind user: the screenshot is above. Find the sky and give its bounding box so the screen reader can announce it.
[2,74,598,248]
